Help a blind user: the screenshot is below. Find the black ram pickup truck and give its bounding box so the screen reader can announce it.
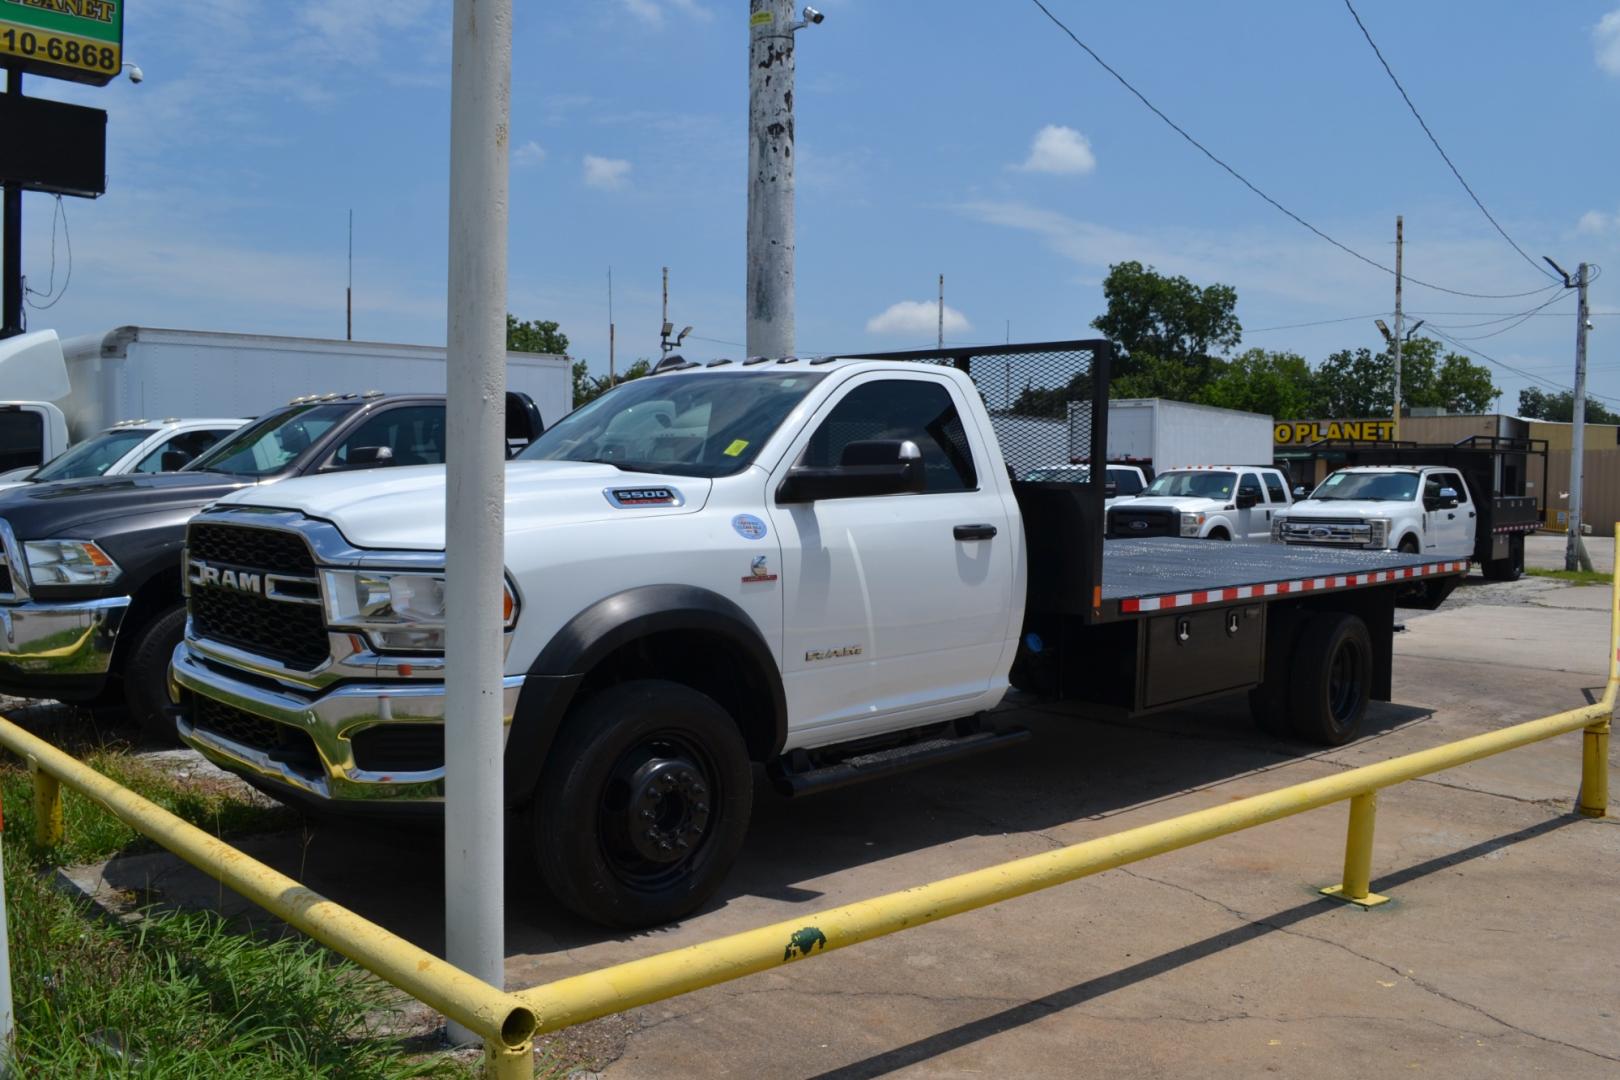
[0,390,542,738]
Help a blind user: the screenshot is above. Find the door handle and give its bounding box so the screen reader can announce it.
[1447,513,1455,520]
[954,524,998,541]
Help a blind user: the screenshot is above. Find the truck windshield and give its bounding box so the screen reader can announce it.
[1310,472,1419,502]
[188,404,354,478]
[1142,471,1236,499]
[32,428,156,482]
[519,371,825,477]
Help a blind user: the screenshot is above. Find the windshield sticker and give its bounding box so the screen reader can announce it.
[732,513,768,540]
[723,439,750,457]
[604,487,684,508]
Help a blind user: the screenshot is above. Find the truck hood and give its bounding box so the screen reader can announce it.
[0,471,253,540]
[1278,500,1401,521]
[219,460,713,550]
[1115,495,1233,514]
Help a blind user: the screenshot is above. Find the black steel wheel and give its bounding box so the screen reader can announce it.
[531,679,752,928]
[1287,612,1372,746]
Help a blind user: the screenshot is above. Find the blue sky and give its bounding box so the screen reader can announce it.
[16,1,1620,413]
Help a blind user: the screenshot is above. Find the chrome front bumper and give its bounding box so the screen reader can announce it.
[0,596,129,679]
[171,642,524,804]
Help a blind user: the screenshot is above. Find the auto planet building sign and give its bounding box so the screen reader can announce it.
[1274,419,1396,446]
[1,0,123,86]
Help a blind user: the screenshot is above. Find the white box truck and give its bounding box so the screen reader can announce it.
[1,326,572,474]
[1101,399,1274,471]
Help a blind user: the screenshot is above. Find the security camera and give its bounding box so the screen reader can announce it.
[802,6,824,24]
[124,63,144,84]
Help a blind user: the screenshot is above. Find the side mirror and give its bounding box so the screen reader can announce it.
[1292,485,1308,498]
[1234,491,1260,510]
[345,445,394,466]
[1104,482,1119,499]
[778,439,925,503]
[505,391,544,455]
[1438,487,1458,501]
[159,450,193,472]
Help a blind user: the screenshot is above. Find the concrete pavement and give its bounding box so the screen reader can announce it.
[54,582,1620,1078]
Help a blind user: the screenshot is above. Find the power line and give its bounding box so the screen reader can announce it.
[1244,312,1390,333]
[1025,0,1563,301]
[1342,0,1554,282]
[1428,325,1620,403]
[1428,291,1571,337]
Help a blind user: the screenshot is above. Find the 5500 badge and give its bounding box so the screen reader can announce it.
[1,0,124,87]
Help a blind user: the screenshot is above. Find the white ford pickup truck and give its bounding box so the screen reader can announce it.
[1274,466,1476,557]
[170,341,1467,927]
[1106,465,1294,542]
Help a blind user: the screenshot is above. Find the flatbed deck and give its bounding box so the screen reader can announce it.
[1101,538,1467,617]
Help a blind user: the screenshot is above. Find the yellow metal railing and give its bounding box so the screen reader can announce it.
[3,532,1613,1076]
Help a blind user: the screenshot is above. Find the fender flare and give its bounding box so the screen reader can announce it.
[503,584,787,805]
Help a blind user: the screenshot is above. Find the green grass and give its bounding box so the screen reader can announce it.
[1526,567,1613,586]
[0,718,518,1078]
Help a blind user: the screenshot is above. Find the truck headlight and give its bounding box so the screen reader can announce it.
[1368,518,1391,549]
[1179,512,1205,537]
[1271,516,1286,542]
[22,539,122,587]
[321,569,518,652]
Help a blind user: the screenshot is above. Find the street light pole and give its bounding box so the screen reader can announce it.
[442,0,511,1046]
[2,69,23,340]
[1568,262,1592,572]
[1392,215,1404,439]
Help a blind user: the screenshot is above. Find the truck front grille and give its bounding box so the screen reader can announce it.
[1107,507,1177,539]
[191,697,322,777]
[186,522,330,670]
[1278,519,1372,546]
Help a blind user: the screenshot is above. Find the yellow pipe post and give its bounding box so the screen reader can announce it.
[484,1037,534,1080]
[1321,790,1389,906]
[0,720,537,1054]
[1579,723,1609,818]
[28,755,62,848]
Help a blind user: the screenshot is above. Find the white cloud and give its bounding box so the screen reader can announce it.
[1596,9,1620,75]
[866,300,972,337]
[622,0,713,25]
[514,141,547,167]
[1014,125,1097,175]
[1578,210,1615,234]
[583,155,632,189]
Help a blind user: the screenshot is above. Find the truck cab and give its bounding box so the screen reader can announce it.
[1274,466,1476,559]
[1023,463,1148,508]
[1106,465,1292,541]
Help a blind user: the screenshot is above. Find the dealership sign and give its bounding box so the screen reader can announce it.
[1,0,123,87]
[1274,419,1395,445]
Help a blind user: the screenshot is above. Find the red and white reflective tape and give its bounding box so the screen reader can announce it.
[1119,560,1470,614]
[1492,522,1542,534]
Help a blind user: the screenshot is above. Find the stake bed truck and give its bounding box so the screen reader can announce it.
[170,341,1466,927]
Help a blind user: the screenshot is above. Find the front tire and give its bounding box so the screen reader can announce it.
[123,604,187,746]
[530,679,753,928]
[1287,612,1372,746]
[1207,528,1231,541]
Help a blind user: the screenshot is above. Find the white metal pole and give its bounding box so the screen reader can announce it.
[1567,263,1592,572]
[443,0,511,1046]
[746,0,797,357]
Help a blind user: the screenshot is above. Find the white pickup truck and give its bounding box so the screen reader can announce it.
[170,341,1467,927]
[0,417,247,492]
[1274,466,1476,558]
[1105,465,1294,542]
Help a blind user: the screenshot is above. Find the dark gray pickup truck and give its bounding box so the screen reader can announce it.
[0,390,542,738]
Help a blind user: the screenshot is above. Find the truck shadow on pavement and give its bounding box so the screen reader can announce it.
[800,814,1581,1080]
[88,695,1434,958]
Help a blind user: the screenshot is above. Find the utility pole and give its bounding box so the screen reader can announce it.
[2,70,23,339]
[747,2,823,357]
[937,274,944,350]
[442,0,510,1046]
[607,266,615,383]
[1545,256,1595,572]
[346,209,353,341]
[1392,215,1404,440]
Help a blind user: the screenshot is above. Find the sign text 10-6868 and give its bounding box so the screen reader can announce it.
[1,0,123,87]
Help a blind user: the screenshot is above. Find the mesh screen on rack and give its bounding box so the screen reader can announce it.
[847,343,1101,482]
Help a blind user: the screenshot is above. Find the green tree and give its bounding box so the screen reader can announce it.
[1427,353,1500,413]
[1314,347,1390,416]
[1313,337,1498,417]
[1517,387,1620,424]
[1197,348,1319,418]
[505,315,569,355]
[1090,261,1241,389]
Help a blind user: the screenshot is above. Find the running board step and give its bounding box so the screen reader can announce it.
[769,727,1031,797]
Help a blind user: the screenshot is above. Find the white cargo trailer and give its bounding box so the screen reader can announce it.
[1,326,571,472]
[1077,398,1273,471]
